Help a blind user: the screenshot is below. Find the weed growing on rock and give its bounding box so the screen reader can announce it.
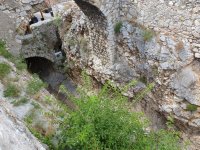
[27,75,47,95]
[0,40,13,59]
[186,104,198,112]
[14,57,27,71]
[0,63,11,79]
[143,29,154,41]
[24,109,55,149]
[12,97,29,106]
[53,14,62,27]
[4,83,20,98]
[31,101,41,109]
[114,21,123,34]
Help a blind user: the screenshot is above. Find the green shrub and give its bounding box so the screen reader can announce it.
[0,40,13,59]
[114,21,123,34]
[0,63,11,79]
[186,104,198,111]
[143,29,154,41]
[12,97,29,106]
[27,75,47,95]
[57,78,181,150]
[4,84,20,97]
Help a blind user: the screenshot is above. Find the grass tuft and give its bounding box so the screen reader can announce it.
[12,97,29,106]
[4,83,20,98]
[14,57,27,71]
[186,104,198,111]
[27,75,47,95]
[0,63,11,79]
[143,29,154,41]
[114,21,123,34]
[0,40,13,59]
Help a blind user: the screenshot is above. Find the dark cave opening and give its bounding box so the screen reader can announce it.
[26,57,55,80]
[25,56,77,109]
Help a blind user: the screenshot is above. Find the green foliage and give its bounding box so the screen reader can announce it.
[53,14,62,27]
[14,57,27,71]
[0,63,11,79]
[12,97,29,106]
[114,21,123,34]
[4,83,20,98]
[139,75,148,84]
[31,101,41,109]
[0,39,26,71]
[24,109,56,149]
[26,75,47,95]
[28,126,55,149]
[0,40,13,59]
[166,115,175,129]
[142,29,154,41]
[133,83,154,104]
[57,73,180,150]
[186,104,198,111]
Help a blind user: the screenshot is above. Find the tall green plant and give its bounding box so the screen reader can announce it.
[57,73,181,150]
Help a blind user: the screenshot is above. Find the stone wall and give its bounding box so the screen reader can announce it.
[0,0,47,56]
[20,20,59,62]
[58,1,200,147]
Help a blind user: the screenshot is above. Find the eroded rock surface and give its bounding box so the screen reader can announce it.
[54,0,200,148]
[0,100,46,150]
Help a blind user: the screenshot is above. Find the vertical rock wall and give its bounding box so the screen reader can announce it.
[59,1,200,147]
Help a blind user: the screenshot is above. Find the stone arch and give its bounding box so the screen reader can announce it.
[74,0,110,65]
[23,53,54,63]
[25,56,54,78]
[74,0,107,27]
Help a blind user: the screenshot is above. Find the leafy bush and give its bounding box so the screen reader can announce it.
[0,63,11,79]
[0,40,13,59]
[57,78,181,150]
[114,21,123,34]
[143,29,154,41]
[27,75,47,95]
[4,83,20,97]
[186,104,198,111]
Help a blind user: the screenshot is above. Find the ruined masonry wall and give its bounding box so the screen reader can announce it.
[60,1,200,145]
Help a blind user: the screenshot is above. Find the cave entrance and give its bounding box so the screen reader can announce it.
[26,57,55,81]
[25,56,77,109]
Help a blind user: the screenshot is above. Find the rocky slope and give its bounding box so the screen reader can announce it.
[0,98,46,150]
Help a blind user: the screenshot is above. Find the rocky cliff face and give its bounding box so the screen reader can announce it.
[56,0,200,147]
[0,99,46,150]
